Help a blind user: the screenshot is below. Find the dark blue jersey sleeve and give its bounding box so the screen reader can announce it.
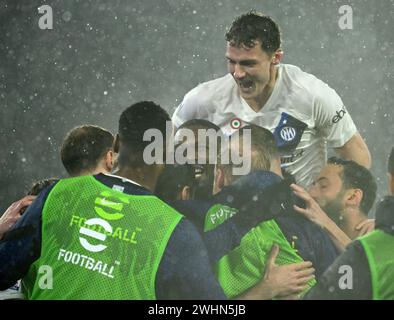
[155,218,227,300]
[304,240,372,299]
[169,200,210,231]
[170,200,339,274]
[0,184,55,290]
[170,200,249,264]
[169,176,293,265]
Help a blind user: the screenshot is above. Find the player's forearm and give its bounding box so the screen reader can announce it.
[234,280,275,300]
[340,148,371,169]
[323,218,352,252]
[335,132,371,168]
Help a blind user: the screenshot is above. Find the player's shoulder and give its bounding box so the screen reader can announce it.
[167,216,205,254]
[281,64,343,110]
[189,73,235,95]
[155,196,185,218]
[281,64,332,92]
[182,73,236,107]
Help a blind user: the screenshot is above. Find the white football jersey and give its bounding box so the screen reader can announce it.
[172,64,357,187]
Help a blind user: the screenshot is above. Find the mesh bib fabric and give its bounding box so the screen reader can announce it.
[205,204,315,298]
[359,230,394,300]
[22,176,182,300]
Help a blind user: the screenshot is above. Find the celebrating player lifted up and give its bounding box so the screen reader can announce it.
[173,11,371,187]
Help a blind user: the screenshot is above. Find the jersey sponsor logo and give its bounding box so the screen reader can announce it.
[61,190,145,280]
[70,215,141,246]
[230,117,242,130]
[79,218,113,253]
[97,198,121,208]
[280,126,297,142]
[204,204,239,232]
[112,185,124,192]
[70,191,142,254]
[57,248,119,279]
[332,106,347,123]
[281,149,305,165]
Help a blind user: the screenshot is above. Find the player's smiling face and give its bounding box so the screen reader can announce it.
[226,41,273,100]
[308,164,346,221]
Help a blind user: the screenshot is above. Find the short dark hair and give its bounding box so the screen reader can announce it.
[328,157,377,214]
[118,101,170,167]
[388,146,394,175]
[155,164,196,202]
[177,119,223,154]
[236,124,279,171]
[178,119,221,132]
[27,178,58,196]
[19,177,58,214]
[61,125,114,176]
[225,11,281,54]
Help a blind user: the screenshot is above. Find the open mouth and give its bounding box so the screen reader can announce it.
[238,79,254,92]
[193,165,205,178]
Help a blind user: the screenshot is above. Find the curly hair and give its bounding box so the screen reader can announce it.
[225,10,281,54]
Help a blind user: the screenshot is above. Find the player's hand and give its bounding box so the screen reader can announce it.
[262,244,315,298]
[0,195,36,239]
[355,219,375,236]
[290,183,330,228]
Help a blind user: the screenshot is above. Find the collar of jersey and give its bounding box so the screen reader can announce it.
[101,173,143,187]
[94,173,153,196]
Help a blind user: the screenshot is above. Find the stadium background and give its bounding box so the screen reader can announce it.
[0,0,393,214]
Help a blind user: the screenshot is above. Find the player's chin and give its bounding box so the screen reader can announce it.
[237,84,253,95]
[239,88,257,99]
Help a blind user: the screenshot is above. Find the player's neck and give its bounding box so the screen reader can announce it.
[339,207,367,239]
[115,165,160,192]
[245,67,278,112]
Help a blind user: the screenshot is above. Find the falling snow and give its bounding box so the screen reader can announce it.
[0,0,393,219]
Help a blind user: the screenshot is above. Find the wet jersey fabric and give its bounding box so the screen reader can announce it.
[214,217,315,298]
[305,196,394,300]
[173,64,357,187]
[0,174,226,299]
[172,171,339,298]
[22,176,182,299]
[176,172,326,298]
[304,241,371,300]
[172,171,338,278]
[359,230,394,300]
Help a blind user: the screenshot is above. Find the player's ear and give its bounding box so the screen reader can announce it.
[180,186,191,201]
[213,166,225,195]
[345,188,363,208]
[105,149,114,172]
[272,49,283,65]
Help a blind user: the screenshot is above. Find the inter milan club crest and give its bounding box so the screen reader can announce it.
[230,117,242,130]
[280,126,297,142]
[273,112,307,152]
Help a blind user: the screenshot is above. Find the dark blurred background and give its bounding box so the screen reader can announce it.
[0,0,393,215]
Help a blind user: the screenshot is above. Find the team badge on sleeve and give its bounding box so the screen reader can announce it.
[273,112,307,151]
[280,127,297,141]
